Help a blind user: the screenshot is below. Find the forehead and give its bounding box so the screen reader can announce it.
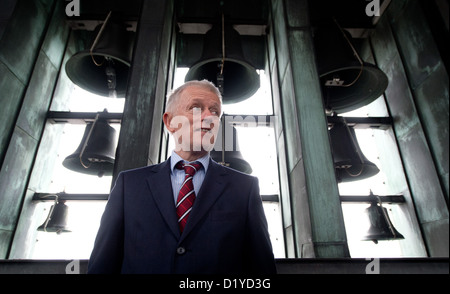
[180,86,221,105]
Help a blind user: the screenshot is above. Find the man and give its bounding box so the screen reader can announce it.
[87,80,276,274]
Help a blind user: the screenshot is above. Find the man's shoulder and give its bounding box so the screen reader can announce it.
[119,160,170,177]
[210,159,258,183]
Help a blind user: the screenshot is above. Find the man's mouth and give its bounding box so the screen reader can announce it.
[199,123,214,133]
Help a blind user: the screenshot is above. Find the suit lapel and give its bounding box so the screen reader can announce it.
[146,159,180,239]
[181,159,228,242]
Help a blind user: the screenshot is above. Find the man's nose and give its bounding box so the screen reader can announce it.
[201,109,213,119]
[201,111,218,126]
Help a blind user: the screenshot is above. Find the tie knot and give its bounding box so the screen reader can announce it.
[176,161,202,176]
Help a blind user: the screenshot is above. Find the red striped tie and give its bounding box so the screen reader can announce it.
[175,161,202,232]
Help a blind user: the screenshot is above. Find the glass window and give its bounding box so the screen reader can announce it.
[237,125,285,258]
[66,86,125,113]
[28,65,285,259]
[46,123,120,194]
[26,75,122,258]
[222,70,273,115]
[32,201,106,259]
[337,100,426,257]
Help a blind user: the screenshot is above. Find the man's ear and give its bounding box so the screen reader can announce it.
[163,112,175,133]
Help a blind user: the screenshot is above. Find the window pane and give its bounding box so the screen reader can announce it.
[51,74,125,113]
[67,86,125,113]
[337,104,426,257]
[32,201,106,259]
[263,202,285,258]
[235,125,285,257]
[27,82,121,259]
[222,70,273,115]
[337,127,387,196]
[234,125,279,195]
[47,123,119,194]
[342,203,402,258]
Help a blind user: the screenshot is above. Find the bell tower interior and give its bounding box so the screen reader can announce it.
[0,0,448,274]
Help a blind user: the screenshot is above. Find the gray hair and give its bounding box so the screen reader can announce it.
[165,80,222,114]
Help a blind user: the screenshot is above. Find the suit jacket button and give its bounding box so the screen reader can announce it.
[176,247,186,255]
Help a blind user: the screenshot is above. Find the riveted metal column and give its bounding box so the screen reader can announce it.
[113,0,175,178]
[270,0,349,257]
[371,1,449,257]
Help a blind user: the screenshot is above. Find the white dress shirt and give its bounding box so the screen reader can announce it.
[170,150,210,204]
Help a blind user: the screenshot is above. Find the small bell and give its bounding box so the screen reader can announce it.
[37,197,71,234]
[62,113,117,177]
[362,202,405,244]
[65,12,134,97]
[185,21,260,104]
[313,19,388,113]
[329,122,380,182]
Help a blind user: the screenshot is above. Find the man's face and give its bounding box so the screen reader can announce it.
[165,86,221,153]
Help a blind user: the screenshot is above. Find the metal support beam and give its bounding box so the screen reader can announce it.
[327,116,392,130]
[33,193,109,201]
[340,195,405,204]
[46,111,122,124]
[34,193,406,205]
[270,0,350,258]
[1,258,447,274]
[113,0,175,177]
[47,111,393,130]
[32,192,280,203]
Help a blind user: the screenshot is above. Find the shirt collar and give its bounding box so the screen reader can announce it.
[170,151,210,173]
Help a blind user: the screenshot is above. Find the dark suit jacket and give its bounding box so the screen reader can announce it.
[87,158,277,274]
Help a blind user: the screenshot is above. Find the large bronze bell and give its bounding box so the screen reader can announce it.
[362,202,405,244]
[210,124,252,174]
[185,23,260,104]
[37,198,71,234]
[314,21,388,113]
[65,14,134,98]
[329,122,380,182]
[62,118,117,177]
